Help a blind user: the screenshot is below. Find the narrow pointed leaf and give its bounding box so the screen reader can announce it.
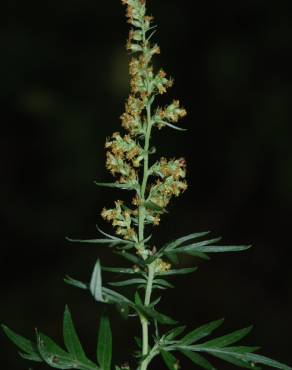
[165,231,211,251]
[97,316,112,370]
[181,319,225,345]
[201,326,253,348]
[90,260,104,302]
[36,332,73,369]
[158,267,198,276]
[63,306,86,360]
[102,267,142,275]
[108,278,146,287]
[160,349,177,370]
[115,251,144,266]
[211,352,259,369]
[181,350,216,370]
[2,325,41,360]
[165,326,186,340]
[239,353,292,370]
[64,276,88,290]
[186,245,252,253]
[19,352,43,362]
[160,120,188,131]
[66,237,120,245]
[94,181,137,191]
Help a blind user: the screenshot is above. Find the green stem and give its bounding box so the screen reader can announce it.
[139,18,155,370]
[141,263,155,370]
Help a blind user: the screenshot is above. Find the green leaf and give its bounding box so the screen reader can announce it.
[185,245,252,253]
[138,306,177,325]
[90,259,104,302]
[200,326,253,348]
[158,267,198,276]
[1,325,42,361]
[181,319,225,345]
[36,332,73,369]
[109,278,146,287]
[160,349,177,370]
[63,306,86,360]
[19,352,43,362]
[164,231,211,251]
[243,353,292,370]
[102,287,132,304]
[64,276,88,290]
[66,237,121,245]
[159,120,188,131]
[153,279,174,288]
[180,350,216,370]
[97,316,112,370]
[94,181,137,191]
[102,266,142,275]
[115,251,145,266]
[210,352,259,369]
[165,326,186,341]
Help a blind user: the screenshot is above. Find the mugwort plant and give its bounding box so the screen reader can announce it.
[2,1,291,370]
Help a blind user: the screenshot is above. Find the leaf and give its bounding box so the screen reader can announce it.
[200,326,253,348]
[94,181,137,191]
[19,352,43,362]
[160,120,188,131]
[64,276,88,290]
[102,287,132,304]
[210,352,259,369]
[158,267,198,276]
[180,350,216,370]
[160,349,177,370]
[153,279,174,288]
[63,306,86,360]
[1,325,42,361]
[90,260,104,302]
[138,305,177,325]
[165,326,186,341]
[115,251,145,266]
[36,332,73,369]
[97,316,112,370]
[240,353,292,370]
[181,319,225,345]
[164,231,211,251]
[66,237,120,245]
[102,266,142,275]
[184,245,252,254]
[109,278,146,287]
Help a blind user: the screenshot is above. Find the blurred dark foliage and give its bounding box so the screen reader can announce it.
[1,0,292,368]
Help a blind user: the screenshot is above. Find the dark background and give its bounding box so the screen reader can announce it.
[1,0,292,369]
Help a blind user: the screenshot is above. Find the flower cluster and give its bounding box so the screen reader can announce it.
[101,0,187,240]
[101,200,138,242]
[145,158,187,225]
[105,132,143,184]
[154,100,187,129]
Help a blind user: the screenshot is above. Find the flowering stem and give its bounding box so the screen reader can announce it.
[141,263,155,370]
